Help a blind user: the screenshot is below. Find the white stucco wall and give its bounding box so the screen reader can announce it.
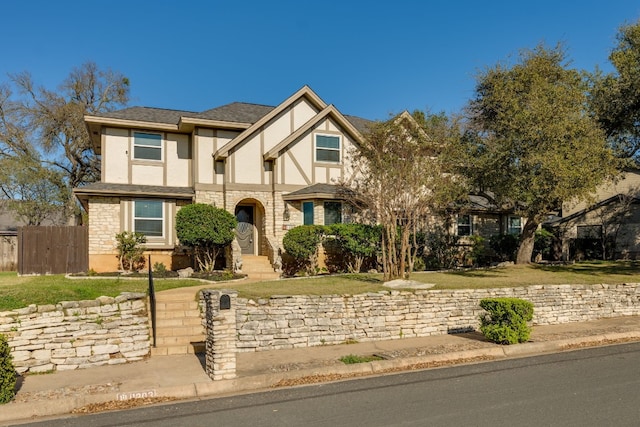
[102,127,129,184]
[166,133,191,187]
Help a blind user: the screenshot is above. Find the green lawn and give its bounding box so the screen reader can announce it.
[234,261,640,300]
[0,273,207,311]
[1,261,639,311]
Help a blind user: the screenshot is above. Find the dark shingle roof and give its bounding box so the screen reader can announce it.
[97,107,197,125]
[195,102,274,123]
[282,183,355,201]
[93,102,373,131]
[344,114,374,134]
[74,182,194,198]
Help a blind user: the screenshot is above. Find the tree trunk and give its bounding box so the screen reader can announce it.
[516,218,538,264]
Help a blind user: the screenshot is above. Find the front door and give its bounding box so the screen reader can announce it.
[235,205,254,255]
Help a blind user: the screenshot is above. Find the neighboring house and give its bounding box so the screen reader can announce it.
[75,86,370,272]
[454,194,524,239]
[551,169,640,260]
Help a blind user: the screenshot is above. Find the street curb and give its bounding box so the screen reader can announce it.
[2,332,640,424]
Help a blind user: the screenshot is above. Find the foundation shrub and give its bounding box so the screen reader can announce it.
[282,225,325,275]
[0,334,16,404]
[479,298,534,344]
[325,223,381,273]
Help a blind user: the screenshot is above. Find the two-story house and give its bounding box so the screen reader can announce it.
[74,86,370,272]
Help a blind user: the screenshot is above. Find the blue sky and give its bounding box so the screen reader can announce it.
[2,1,640,120]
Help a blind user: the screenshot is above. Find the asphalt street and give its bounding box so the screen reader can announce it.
[15,341,640,427]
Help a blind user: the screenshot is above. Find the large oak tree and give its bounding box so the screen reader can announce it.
[462,44,619,264]
[0,62,129,224]
[590,19,640,164]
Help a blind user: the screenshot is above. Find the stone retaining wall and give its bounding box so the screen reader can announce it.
[228,283,640,352]
[0,293,150,374]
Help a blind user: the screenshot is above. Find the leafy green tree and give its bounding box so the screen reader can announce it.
[462,44,620,264]
[590,19,640,163]
[348,111,466,280]
[0,154,68,225]
[175,204,237,272]
[0,62,129,222]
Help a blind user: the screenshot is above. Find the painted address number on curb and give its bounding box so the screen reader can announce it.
[117,389,158,401]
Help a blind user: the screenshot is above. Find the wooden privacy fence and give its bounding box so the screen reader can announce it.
[18,226,88,275]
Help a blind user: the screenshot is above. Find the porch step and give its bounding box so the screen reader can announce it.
[150,293,205,356]
[242,255,281,280]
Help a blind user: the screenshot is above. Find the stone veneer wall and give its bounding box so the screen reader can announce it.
[227,284,640,352]
[0,293,150,374]
[88,196,121,255]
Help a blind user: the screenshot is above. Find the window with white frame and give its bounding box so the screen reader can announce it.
[133,132,162,161]
[324,201,342,225]
[508,216,522,235]
[134,200,164,237]
[457,214,472,236]
[302,201,314,225]
[315,134,341,163]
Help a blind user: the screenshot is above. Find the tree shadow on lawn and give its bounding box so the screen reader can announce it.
[531,261,640,277]
[438,268,511,278]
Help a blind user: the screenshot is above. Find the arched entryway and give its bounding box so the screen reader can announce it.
[234,199,266,256]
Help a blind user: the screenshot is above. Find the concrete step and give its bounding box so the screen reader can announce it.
[154,335,205,346]
[151,288,206,355]
[246,272,281,280]
[155,317,203,328]
[150,341,204,356]
[242,255,280,279]
[154,309,201,319]
[155,326,204,338]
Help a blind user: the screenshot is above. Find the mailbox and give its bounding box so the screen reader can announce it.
[220,294,231,310]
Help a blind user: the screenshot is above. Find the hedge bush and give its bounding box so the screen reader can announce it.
[326,223,381,273]
[282,225,324,275]
[0,334,16,404]
[479,298,534,344]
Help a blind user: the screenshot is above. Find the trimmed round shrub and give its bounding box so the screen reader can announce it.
[0,334,16,404]
[479,298,534,344]
[176,204,237,271]
[282,225,324,275]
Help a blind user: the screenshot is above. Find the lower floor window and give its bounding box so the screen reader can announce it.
[457,214,472,236]
[324,201,342,225]
[134,200,163,237]
[508,216,522,235]
[303,201,314,225]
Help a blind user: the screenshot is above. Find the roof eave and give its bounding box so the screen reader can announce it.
[282,192,345,201]
[73,188,194,200]
[84,115,179,132]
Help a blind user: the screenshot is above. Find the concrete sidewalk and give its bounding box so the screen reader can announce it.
[2,316,640,425]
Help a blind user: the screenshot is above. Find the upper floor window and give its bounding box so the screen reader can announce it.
[315,134,341,163]
[302,201,314,225]
[134,200,164,237]
[457,214,472,236]
[508,216,522,235]
[324,201,342,225]
[133,132,162,161]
